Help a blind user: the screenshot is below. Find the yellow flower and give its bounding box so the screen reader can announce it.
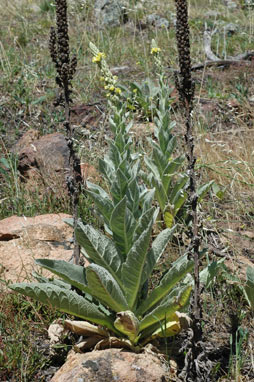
[92,52,106,63]
[133,89,137,93]
[100,76,105,81]
[109,85,115,91]
[115,87,122,94]
[151,47,161,55]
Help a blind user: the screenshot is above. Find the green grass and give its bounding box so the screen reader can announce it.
[0,290,66,381]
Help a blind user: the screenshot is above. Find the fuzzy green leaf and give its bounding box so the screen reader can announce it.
[197,180,214,201]
[86,264,129,312]
[9,282,115,331]
[86,182,113,225]
[75,223,122,287]
[121,220,153,309]
[137,254,194,315]
[110,196,136,258]
[141,227,176,285]
[139,285,192,331]
[35,259,90,293]
[161,155,185,193]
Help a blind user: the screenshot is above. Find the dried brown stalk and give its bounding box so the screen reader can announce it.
[49,0,81,265]
[174,0,212,380]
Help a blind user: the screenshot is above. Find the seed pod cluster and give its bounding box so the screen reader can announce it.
[49,0,77,104]
[175,0,195,109]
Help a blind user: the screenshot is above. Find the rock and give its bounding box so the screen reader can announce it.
[51,348,172,382]
[0,213,74,283]
[94,0,129,27]
[146,14,170,29]
[224,0,238,10]
[13,130,70,194]
[224,22,238,36]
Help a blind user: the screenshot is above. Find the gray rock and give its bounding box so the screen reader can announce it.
[94,0,128,27]
[224,0,238,10]
[14,131,70,192]
[146,13,170,29]
[224,22,238,35]
[51,348,172,382]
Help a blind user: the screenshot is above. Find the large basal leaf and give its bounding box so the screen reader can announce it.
[32,271,72,290]
[121,220,153,310]
[9,282,116,332]
[110,196,136,258]
[137,254,194,315]
[141,226,176,285]
[75,222,123,288]
[35,259,90,293]
[86,264,129,312]
[139,285,192,331]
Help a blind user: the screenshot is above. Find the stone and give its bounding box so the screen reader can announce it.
[146,14,170,29]
[224,0,238,10]
[14,131,70,191]
[224,22,238,36]
[51,348,172,382]
[0,213,74,283]
[94,0,129,27]
[12,130,76,198]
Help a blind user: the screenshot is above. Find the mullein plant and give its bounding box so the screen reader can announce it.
[143,40,213,229]
[49,0,81,264]
[9,29,212,353]
[174,0,212,380]
[9,101,198,350]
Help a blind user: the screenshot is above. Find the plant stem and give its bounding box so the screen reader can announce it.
[174,0,202,353]
[49,0,80,264]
